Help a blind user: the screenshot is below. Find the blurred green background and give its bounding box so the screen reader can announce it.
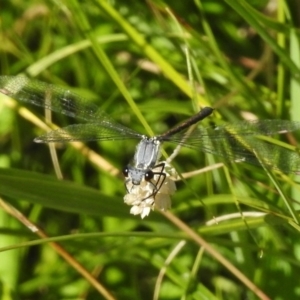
[0,0,300,299]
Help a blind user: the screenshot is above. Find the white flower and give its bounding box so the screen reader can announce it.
[124,162,177,218]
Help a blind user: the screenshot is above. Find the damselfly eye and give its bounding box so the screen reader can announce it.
[123,166,129,177]
[145,170,154,181]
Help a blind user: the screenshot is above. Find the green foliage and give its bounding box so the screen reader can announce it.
[0,0,300,299]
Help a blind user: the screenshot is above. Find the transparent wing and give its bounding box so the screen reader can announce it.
[0,75,143,140]
[35,123,143,143]
[162,120,300,174]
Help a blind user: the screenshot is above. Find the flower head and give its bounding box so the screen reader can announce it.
[124,162,177,218]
